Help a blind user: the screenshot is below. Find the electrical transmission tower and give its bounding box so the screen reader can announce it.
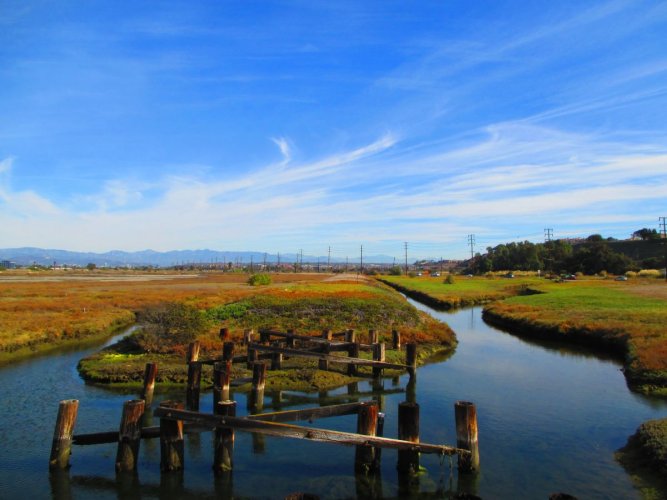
[660,217,667,282]
[544,228,553,242]
[468,234,476,274]
[404,242,408,275]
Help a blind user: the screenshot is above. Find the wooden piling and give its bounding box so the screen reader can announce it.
[373,412,385,470]
[455,401,480,473]
[272,347,283,370]
[243,328,254,346]
[49,399,79,470]
[247,347,258,369]
[345,329,356,343]
[159,400,184,472]
[186,361,202,411]
[141,362,158,405]
[213,400,236,473]
[286,329,295,348]
[260,330,270,344]
[219,327,229,341]
[222,341,235,362]
[252,362,268,392]
[186,341,200,363]
[354,402,378,474]
[406,343,417,378]
[397,402,420,474]
[392,329,401,350]
[318,343,330,371]
[322,329,333,341]
[115,399,145,472]
[372,343,385,378]
[348,342,360,376]
[213,361,232,406]
[369,329,378,344]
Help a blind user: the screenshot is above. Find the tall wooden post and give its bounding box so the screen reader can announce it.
[186,341,200,363]
[159,401,184,472]
[186,361,202,411]
[115,399,145,472]
[222,342,235,362]
[354,402,378,474]
[213,361,232,406]
[141,362,158,405]
[348,342,360,376]
[252,362,268,392]
[397,402,420,474]
[373,412,385,470]
[369,329,378,344]
[372,342,385,378]
[455,401,480,473]
[287,329,295,348]
[213,400,236,473]
[219,327,229,341]
[322,329,333,341]
[259,331,270,344]
[406,343,417,378]
[49,400,79,470]
[392,329,401,350]
[345,329,356,343]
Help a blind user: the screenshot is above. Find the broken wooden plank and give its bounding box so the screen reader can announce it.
[154,406,468,457]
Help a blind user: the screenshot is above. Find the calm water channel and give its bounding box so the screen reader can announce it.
[1,301,666,499]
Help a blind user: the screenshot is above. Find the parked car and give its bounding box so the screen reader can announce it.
[432,272,440,277]
[614,275,628,281]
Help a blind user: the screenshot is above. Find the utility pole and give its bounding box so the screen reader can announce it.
[263,253,267,269]
[404,242,408,275]
[660,217,667,282]
[440,257,443,274]
[360,245,363,275]
[468,234,475,274]
[250,255,254,274]
[277,252,281,269]
[544,228,554,275]
[327,246,331,271]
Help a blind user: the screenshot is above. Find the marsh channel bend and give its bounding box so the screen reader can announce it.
[0,299,666,499]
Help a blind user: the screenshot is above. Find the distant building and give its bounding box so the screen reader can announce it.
[0,260,16,269]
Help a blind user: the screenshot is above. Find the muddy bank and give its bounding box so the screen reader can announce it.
[482,307,667,394]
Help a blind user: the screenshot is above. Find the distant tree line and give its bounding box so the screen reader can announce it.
[464,229,665,275]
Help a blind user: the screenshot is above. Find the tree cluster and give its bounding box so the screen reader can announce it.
[465,230,663,276]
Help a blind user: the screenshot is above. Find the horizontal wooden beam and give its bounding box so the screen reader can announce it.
[154,406,467,457]
[248,343,408,371]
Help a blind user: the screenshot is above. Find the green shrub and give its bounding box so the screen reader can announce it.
[625,271,637,278]
[247,273,272,286]
[638,269,661,278]
[444,274,455,284]
[132,302,206,353]
[205,301,252,322]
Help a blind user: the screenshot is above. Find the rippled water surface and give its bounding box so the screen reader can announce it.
[1,303,666,499]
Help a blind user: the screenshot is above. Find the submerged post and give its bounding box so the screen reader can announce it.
[141,362,158,405]
[49,400,79,470]
[213,361,232,406]
[397,402,420,474]
[186,361,202,411]
[354,402,378,474]
[115,399,145,472]
[455,401,480,473]
[213,400,236,473]
[160,401,184,472]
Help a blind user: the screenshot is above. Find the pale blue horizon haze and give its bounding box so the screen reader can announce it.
[1,1,666,260]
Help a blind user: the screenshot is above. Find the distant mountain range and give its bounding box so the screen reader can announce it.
[0,247,397,267]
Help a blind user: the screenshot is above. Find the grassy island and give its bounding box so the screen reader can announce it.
[76,273,456,391]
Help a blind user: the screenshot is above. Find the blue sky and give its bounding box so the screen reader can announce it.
[1,0,666,260]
